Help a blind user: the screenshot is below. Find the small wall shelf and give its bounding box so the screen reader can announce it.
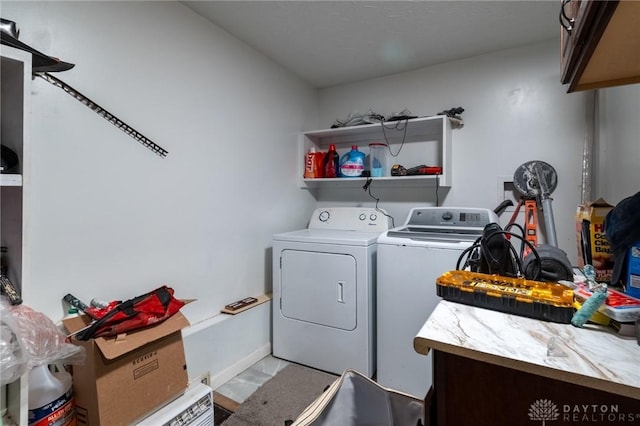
[0,175,23,187]
[302,175,446,189]
[299,115,459,190]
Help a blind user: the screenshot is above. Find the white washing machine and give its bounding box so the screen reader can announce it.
[376,207,498,397]
[272,207,390,377]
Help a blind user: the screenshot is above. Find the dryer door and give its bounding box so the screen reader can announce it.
[280,249,356,331]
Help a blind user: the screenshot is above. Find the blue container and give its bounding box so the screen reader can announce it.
[339,145,365,177]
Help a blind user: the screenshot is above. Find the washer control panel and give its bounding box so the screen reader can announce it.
[309,207,390,231]
[404,207,498,229]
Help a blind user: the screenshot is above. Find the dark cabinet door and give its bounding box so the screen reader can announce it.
[559,0,640,92]
[431,351,640,426]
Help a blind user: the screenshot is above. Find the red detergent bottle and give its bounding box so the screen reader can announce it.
[324,144,339,178]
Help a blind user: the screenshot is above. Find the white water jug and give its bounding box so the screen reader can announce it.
[28,364,76,426]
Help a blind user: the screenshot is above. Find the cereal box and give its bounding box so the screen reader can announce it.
[575,198,614,282]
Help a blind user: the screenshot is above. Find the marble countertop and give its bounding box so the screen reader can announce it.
[414,300,640,400]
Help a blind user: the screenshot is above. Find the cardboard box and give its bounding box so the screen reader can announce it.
[63,312,190,426]
[625,242,640,299]
[575,198,614,282]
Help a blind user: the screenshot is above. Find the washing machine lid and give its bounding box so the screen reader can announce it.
[377,207,497,246]
[274,228,381,246]
[377,229,481,247]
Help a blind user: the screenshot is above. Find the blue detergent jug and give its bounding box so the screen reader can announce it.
[339,145,365,177]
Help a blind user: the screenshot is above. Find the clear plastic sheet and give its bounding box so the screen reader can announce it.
[0,298,28,385]
[0,297,85,385]
[292,369,423,426]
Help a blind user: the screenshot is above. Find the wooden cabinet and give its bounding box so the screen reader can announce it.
[1,44,31,426]
[415,301,640,425]
[299,115,459,190]
[429,351,640,426]
[560,0,640,92]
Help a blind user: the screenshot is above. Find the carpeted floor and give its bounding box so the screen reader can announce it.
[221,363,338,426]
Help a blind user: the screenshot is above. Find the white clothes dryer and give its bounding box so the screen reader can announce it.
[272,207,390,377]
[376,207,498,397]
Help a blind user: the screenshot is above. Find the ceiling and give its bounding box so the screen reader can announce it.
[182,1,561,89]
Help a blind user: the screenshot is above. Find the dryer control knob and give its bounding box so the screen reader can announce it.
[370,214,378,221]
[359,213,367,221]
[319,210,330,222]
[442,211,453,221]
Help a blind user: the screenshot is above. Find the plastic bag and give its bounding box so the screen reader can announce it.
[291,369,424,426]
[0,297,28,385]
[2,299,85,370]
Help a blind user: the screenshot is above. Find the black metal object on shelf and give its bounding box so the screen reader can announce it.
[1,17,168,158]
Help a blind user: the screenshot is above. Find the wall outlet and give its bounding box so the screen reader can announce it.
[190,372,211,387]
[200,373,211,386]
[497,176,519,210]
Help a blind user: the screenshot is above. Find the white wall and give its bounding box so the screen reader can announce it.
[182,301,272,389]
[5,1,637,387]
[317,40,589,262]
[597,84,640,205]
[3,0,318,378]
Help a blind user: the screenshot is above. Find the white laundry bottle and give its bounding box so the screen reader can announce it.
[28,364,76,426]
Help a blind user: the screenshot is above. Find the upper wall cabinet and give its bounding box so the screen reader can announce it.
[560,0,640,93]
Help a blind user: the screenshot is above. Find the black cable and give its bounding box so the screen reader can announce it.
[363,178,395,228]
[505,231,542,280]
[505,222,526,260]
[382,118,408,131]
[435,174,440,206]
[456,238,483,270]
[505,222,525,237]
[455,229,542,281]
[381,119,409,157]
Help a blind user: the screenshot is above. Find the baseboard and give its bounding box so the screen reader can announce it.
[209,342,272,389]
[182,298,272,392]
